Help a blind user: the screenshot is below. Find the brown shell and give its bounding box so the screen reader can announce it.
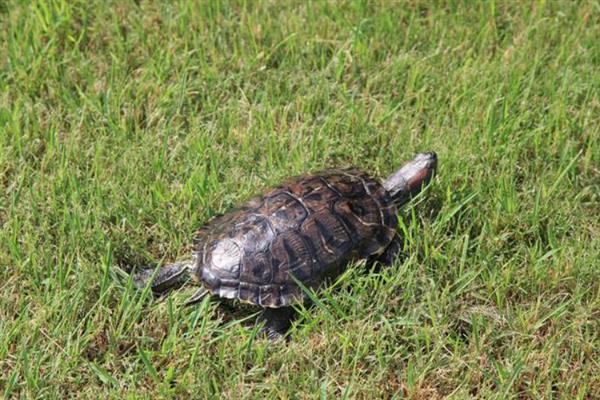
[191,169,397,308]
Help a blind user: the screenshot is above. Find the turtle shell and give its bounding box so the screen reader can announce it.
[191,168,398,308]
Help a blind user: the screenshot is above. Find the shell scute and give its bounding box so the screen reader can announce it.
[271,233,313,283]
[240,251,272,284]
[265,192,309,230]
[300,212,353,267]
[208,238,242,279]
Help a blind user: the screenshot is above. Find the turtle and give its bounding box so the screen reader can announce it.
[133,152,437,339]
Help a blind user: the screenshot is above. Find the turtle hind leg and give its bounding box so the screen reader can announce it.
[133,261,193,294]
[258,307,296,341]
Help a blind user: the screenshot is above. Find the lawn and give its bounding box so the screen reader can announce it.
[1,1,599,398]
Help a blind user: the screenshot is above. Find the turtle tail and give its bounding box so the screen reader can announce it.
[133,261,193,294]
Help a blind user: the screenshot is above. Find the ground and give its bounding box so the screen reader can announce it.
[1,1,599,398]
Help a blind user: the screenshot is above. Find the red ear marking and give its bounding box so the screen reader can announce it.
[407,168,429,190]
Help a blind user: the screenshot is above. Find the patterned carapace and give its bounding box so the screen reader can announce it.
[191,168,398,308]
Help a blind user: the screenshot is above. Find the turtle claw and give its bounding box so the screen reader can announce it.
[257,307,295,342]
[259,327,290,342]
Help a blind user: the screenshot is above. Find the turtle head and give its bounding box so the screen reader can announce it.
[383,152,437,207]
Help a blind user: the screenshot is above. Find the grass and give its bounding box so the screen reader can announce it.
[1,0,599,398]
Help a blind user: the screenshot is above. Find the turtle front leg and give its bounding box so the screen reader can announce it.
[368,234,404,268]
[258,307,296,341]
